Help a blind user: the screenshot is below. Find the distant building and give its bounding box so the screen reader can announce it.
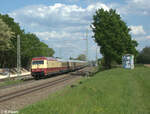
[122,54,134,69]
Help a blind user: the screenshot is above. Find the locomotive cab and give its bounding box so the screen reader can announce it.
[31,59,47,79]
[32,60,45,69]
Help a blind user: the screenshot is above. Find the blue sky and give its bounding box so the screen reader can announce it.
[0,0,150,60]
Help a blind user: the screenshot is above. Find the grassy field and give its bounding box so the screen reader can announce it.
[19,66,150,114]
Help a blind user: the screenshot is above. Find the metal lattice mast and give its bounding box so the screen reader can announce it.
[17,35,21,76]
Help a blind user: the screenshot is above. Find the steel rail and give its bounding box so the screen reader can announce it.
[0,76,75,102]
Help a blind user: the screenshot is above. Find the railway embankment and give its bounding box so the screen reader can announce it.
[19,66,150,114]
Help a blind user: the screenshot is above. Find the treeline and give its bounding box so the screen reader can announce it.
[137,47,150,64]
[0,14,54,68]
[69,54,86,61]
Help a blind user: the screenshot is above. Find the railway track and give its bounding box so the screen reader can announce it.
[0,67,86,89]
[0,76,75,102]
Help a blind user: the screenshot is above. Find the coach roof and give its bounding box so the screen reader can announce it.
[32,57,57,61]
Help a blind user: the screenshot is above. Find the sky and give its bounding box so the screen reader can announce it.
[0,0,150,60]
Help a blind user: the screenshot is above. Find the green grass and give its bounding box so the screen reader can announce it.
[0,79,23,87]
[19,67,150,114]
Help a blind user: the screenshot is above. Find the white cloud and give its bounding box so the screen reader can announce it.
[132,35,150,51]
[35,31,69,40]
[117,0,150,15]
[87,3,109,11]
[129,25,146,35]
[34,31,84,40]
[9,3,109,32]
[127,0,150,9]
[146,35,150,39]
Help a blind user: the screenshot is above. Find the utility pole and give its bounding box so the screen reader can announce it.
[17,35,21,76]
[59,48,61,59]
[96,46,98,66]
[47,48,49,57]
[85,29,88,61]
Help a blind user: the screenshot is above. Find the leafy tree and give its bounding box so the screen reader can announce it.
[69,54,86,61]
[0,14,24,68]
[21,33,55,68]
[0,14,24,51]
[76,54,86,61]
[69,57,75,60]
[0,18,14,67]
[137,47,150,64]
[91,9,138,69]
[0,18,13,50]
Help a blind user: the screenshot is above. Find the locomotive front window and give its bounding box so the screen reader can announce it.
[32,60,44,65]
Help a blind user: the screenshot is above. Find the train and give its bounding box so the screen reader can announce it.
[31,57,87,79]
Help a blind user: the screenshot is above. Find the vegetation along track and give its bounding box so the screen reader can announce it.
[0,76,75,102]
[0,77,34,90]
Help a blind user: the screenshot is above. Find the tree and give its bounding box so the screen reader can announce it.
[137,47,150,64]
[21,33,55,68]
[0,18,14,67]
[76,54,86,61]
[0,18,13,50]
[91,9,138,69]
[0,14,24,68]
[69,57,75,60]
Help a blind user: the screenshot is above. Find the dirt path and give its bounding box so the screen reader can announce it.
[144,64,150,67]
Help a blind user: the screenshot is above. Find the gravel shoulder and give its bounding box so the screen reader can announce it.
[144,64,150,67]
